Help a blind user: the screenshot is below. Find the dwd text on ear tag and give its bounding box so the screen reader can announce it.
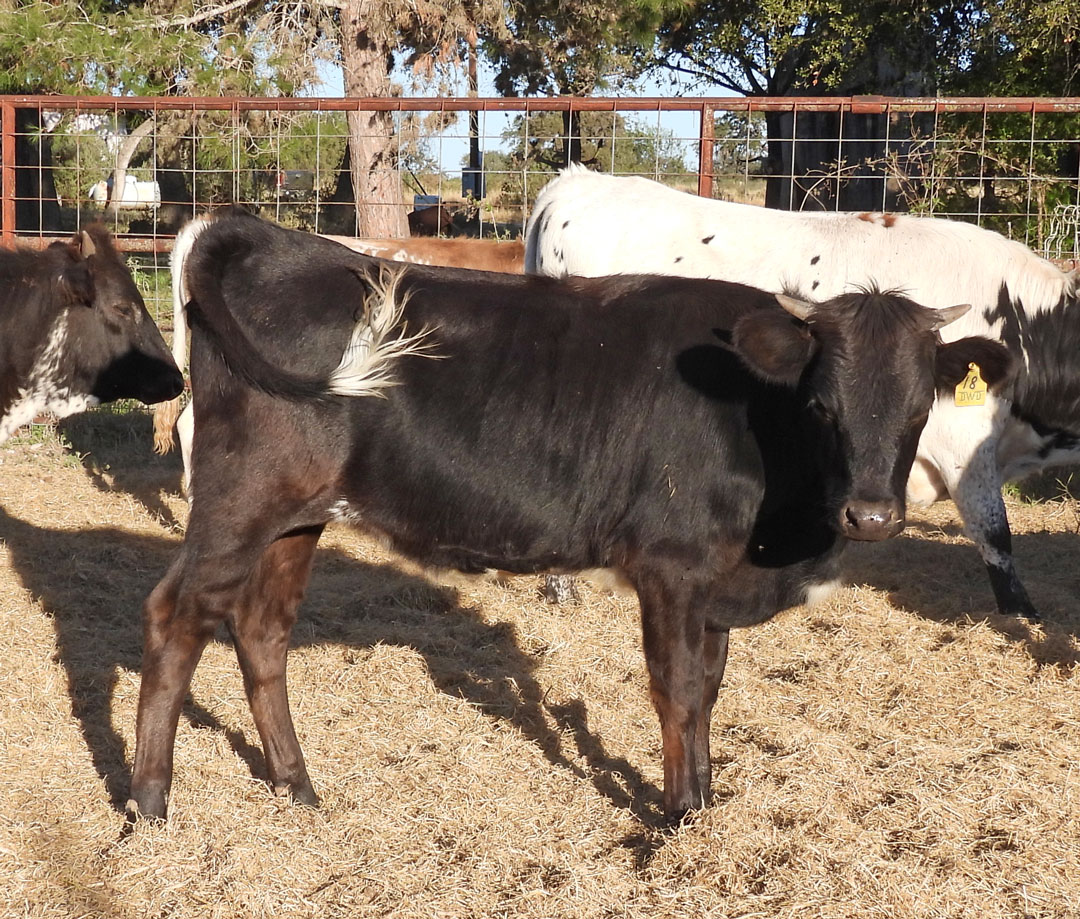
[955,362,987,407]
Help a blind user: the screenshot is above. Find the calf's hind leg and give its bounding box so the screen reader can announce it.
[129,551,248,821]
[128,529,322,821]
[225,527,323,807]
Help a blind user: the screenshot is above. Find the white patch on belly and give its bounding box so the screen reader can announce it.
[0,314,97,444]
[329,498,364,525]
[906,457,948,506]
[803,579,841,608]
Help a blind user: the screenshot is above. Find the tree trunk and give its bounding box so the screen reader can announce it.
[340,0,408,238]
[562,109,583,168]
[319,142,359,235]
[763,49,935,213]
[108,115,156,222]
[153,113,198,233]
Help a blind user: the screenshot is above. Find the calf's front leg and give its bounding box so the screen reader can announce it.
[637,577,706,823]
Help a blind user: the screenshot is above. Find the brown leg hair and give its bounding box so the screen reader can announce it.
[225,527,323,807]
[129,551,244,820]
[693,626,729,804]
[128,523,323,821]
[635,573,707,823]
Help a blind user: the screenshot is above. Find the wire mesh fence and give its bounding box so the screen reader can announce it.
[2,94,1079,323]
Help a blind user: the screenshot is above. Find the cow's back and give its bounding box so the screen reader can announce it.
[525,167,1072,344]
[187,217,797,574]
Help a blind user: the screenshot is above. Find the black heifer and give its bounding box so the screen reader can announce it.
[0,225,183,442]
[128,212,1011,824]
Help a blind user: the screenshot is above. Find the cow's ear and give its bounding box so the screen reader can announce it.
[57,244,95,306]
[731,309,818,386]
[74,229,97,259]
[935,336,1015,394]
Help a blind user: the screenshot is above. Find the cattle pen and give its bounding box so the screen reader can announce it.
[2,94,1079,323]
[1,94,1080,919]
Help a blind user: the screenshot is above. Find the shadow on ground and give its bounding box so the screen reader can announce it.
[0,504,662,831]
[843,523,1080,670]
[59,409,184,531]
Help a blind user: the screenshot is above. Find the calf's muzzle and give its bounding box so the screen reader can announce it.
[840,498,905,541]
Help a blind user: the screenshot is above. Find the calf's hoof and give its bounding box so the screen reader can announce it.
[663,787,709,827]
[125,789,168,824]
[274,778,319,809]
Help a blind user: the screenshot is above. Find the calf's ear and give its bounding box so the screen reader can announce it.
[935,336,1015,394]
[74,229,98,259]
[56,245,96,307]
[731,309,818,386]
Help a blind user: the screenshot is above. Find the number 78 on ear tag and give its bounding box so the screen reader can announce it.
[955,362,987,407]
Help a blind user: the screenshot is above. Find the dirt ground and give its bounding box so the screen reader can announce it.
[0,409,1078,919]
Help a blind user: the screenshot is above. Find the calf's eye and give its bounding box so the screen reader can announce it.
[807,398,836,424]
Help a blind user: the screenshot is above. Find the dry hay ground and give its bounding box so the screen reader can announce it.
[0,410,1079,919]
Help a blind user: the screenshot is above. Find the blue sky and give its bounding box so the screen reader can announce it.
[311,59,713,174]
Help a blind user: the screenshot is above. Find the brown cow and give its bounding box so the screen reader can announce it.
[407,204,455,236]
[326,235,525,274]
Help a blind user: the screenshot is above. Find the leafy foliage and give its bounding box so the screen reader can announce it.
[948,0,1079,96]
[481,111,694,210]
[651,0,985,97]
[488,0,687,96]
[0,1,332,96]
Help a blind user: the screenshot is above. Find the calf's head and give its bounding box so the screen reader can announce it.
[733,289,1013,541]
[52,225,183,405]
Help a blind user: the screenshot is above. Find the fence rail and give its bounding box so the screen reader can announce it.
[1,94,1078,321]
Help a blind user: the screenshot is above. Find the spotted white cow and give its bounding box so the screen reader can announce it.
[525,164,1080,619]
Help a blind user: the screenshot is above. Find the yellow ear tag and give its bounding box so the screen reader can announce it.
[955,362,987,407]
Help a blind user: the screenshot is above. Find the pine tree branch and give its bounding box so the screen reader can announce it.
[165,0,261,30]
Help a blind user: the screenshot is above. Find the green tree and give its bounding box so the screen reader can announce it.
[949,0,1079,96]
[648,1,983,209]
[648,0,1079,217]
[485,0,688,168]
[0,0,507,235]
[651,1,981,98]
[926,1,1080,240]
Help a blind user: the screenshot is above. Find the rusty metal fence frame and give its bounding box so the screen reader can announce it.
[2,94,1079,262]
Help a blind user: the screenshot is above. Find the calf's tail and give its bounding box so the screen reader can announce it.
[152,216,210,454]
[187,257,436,403]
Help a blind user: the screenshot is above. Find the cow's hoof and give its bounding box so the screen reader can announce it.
[998,596,1040,622]
[278,780,319,809]
[125,792,167,824]
[1013,604,1040,623]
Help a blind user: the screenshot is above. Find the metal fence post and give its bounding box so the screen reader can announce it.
[697,102,714,199]
[1,100,15,242]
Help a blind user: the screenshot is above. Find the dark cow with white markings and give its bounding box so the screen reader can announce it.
[127,210,1009,824]
[526,165,1080,618]
[0,225,183,442]
[151,223,524,461]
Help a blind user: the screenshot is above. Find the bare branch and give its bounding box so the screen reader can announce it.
[164,0,261,30]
